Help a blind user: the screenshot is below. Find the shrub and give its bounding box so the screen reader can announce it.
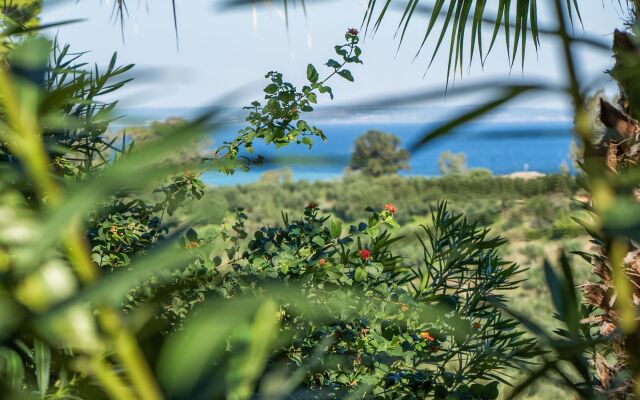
[191,202,539,398]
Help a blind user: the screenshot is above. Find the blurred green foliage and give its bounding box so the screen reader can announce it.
[4,0,640,399]
[437,151,467,176]
[0,20,542,400]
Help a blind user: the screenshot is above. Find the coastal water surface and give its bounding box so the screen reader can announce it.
[202,120,575,185]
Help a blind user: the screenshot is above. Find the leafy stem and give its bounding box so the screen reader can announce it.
[215,29,363,173]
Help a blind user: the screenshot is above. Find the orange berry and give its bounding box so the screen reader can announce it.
[419,331,435,342]
[384,203,397,214]
[185,241,200,249]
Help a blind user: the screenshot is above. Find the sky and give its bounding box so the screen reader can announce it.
[41,0,627,122]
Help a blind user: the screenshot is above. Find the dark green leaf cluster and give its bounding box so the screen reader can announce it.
[89,174,205,270]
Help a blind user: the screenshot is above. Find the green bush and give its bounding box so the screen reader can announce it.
[197,202,538,398]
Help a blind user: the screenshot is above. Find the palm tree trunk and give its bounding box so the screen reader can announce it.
[583,26,640,398]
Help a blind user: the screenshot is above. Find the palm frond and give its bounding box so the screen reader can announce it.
[105,0,583,78]
[363,0,583,83]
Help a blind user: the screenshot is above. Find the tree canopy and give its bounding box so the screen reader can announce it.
[438,151,467,176]
[349,130,409,177]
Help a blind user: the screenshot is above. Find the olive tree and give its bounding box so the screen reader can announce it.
[349,130,409,177]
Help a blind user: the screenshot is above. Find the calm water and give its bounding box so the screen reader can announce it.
[203,121,575,186]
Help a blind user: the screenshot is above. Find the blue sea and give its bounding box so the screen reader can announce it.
[202,120,575,186]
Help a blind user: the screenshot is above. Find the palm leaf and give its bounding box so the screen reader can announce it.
[104,0,585,77]
[33,339,51,399]
[408,85,536,152]
[363,0,583,81]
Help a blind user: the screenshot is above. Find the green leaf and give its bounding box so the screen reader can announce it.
[312,236,325,247]
[307,92,318,104]
[410,86,532,151]
[301,137,313,147]
[543,261,567,326]
[330,219,342,239]
[226,300,279,400]
[481,381,499,400]
[264,83,278,94]
[337,70,354,82]
[0,296,22,342]
[158,298,260,395]
[34,339,51,398]
[306,64,319,83]
[334,45,348,57]
[386,219,400,230]
[0,348,24,390]
[325,59,341,69]
[318,85,334,100]
[367,225,379,238]
[278,91,295,102]
[185,228,198,242]
[354,267,367,282]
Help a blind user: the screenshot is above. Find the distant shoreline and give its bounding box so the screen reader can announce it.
[204,169,559,187]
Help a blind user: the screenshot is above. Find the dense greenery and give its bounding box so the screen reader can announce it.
[2,1,640,399]
[201,173,578,225]
[184,172,590,398]
[0,23,542,400]
[196,202,537,399]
